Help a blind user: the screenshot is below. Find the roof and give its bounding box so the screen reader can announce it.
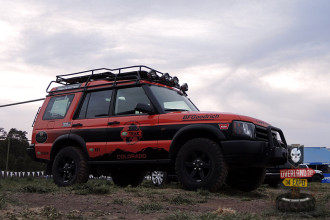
[304,147,330,165]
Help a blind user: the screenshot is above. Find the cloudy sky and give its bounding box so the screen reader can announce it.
[0,0,329,147]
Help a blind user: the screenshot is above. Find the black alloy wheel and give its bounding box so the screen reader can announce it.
[184,150,212,182]
[175,138,228,191]
[52,147,89,187]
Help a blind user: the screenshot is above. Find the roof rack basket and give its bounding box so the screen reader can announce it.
[46,65,165,93]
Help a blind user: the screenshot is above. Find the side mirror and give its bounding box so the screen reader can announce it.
[135,103,155,115]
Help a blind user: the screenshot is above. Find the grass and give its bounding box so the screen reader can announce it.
[169,194,195,205]
[160,210,263,220]
[70,180,111,195]
[137,202,164,213]
[0,177,329,219]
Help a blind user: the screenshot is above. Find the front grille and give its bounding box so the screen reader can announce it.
[256,125,268,141]
[256,125,284,147]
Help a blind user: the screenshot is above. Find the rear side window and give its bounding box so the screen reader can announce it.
[43,95,74,120]
[78,90,112,119]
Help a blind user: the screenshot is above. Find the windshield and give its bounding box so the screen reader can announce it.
[149,85,198,112]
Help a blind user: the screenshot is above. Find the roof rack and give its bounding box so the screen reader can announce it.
[46,65,176,94]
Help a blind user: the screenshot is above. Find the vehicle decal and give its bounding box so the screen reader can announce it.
[68,123,227,143]
[92,147,169,160]
[183,114,220,121]
[120,121,142,145]
[36,131,48,143]
[219,123,230,130]
[62,122,71,127]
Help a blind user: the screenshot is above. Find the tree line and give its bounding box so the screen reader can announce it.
[0,128,46,171]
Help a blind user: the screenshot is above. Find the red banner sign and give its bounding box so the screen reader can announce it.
[280,168,315,179]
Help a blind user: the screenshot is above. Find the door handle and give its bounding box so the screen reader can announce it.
[108,121,120,126]
[72,123,83,127]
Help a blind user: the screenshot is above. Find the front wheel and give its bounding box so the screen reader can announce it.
[52,147,89,187]
[175,138,228,192]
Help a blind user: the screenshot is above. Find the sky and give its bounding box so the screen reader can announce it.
[0,0,329,147]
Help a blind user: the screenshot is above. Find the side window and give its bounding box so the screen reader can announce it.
[78,90,112,119]
[43,95,74,120]
[115,87,151,115]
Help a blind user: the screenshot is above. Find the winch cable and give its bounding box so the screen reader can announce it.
[0,98,45,108]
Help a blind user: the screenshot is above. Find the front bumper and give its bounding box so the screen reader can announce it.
[221,126,288,167]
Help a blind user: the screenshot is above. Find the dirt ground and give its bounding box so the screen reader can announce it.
[0,179,329,219]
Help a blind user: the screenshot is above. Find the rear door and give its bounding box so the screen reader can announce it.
[70,89,113,158]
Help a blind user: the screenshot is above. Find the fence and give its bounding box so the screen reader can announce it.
[1,170,44,178]
[0,171,113,180]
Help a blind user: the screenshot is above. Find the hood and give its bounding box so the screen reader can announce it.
[182,111,271,127]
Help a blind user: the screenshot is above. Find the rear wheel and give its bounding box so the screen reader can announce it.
[52,147,89,187]
[175,138,228,192]
[226,167,266,192]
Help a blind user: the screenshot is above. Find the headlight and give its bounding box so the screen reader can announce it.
[232,121,256,139]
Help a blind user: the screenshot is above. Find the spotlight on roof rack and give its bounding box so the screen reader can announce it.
[181,83,188,92]
[170,76,179,87]
[160,73,170,82]
[147,70,158,80]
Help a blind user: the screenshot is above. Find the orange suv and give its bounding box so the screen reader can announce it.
[27,65,288,192]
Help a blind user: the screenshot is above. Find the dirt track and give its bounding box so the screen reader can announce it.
[0,179,329,219]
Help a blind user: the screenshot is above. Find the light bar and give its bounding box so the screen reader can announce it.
[160,73,170,82]
[170,76,179,87]
[147,70,158,80]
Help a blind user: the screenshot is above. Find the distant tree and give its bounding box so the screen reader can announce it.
[0,128,46,171]
[0,127,7,140]
[7,128,28,140]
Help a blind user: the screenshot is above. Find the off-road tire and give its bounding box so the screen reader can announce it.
[276,193,315,212]
[226,167,266,192]
[151,171,168,186]
[311,175,322,183]
[111,169,130,187]
[129,170,146,187]
[175,138,228,192]
[268,181,280,188]
[112,169,146,187]
[52,147,89,187]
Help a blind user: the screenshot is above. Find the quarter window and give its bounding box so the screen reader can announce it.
[43,95,74,120]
